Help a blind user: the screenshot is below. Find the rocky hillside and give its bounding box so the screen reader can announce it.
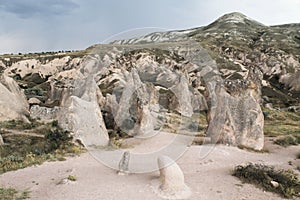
[113,12,300,108]
[0,12,299,151]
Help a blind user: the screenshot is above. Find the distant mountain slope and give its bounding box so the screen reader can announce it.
[111,12,300,107]
[1,12,299,109]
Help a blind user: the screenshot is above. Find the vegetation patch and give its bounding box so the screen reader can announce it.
[233,163,300,198]
[274,135,300,147]
[0,121,84,174]
[263,108,300,138]
[0,119,42,130]
[0,187,30,200]
[67,175,77,182]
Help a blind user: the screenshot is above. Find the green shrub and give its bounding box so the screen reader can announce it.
[0,122,78,174]
[51,120,59,127]
[0,187,30,200]
[233,163,300,198]
[44,128,72,153]
[67,175,77,181]
[0,187,18,200]
[0,153,44,174]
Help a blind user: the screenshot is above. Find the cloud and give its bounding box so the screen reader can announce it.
[0,0,79,18]
[0,0,299,54]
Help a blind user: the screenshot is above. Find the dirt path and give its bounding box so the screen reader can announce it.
[0,128,44,138]
[0,136,299,200]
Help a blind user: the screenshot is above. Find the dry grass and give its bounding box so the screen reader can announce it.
[0,187,30,200]
[263,108,300,137]
[0,121,84,174]
[274,135,300,147]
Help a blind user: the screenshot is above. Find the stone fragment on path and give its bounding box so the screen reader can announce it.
[118,151,130,175]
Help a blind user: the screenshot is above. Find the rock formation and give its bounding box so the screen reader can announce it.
[0,134,4,145]
[156,156,191,199]
[56,75,109,147]
[206,67,264,150]
[0,12,299,151]
[0,75,29,121]
[118,151,130,175]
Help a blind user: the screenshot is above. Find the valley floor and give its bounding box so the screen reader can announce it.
[0,137,299,200]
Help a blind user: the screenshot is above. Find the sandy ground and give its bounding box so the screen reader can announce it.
[0,136,299,200]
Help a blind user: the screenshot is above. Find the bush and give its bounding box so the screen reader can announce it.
[0,187,18,200]
[51,120,59,127]
[233,163,300,198]
[0,122,77,174]
[274,135,299,147]
[0,187,30,200]
[44,128,72,153]
[67,175,77,181]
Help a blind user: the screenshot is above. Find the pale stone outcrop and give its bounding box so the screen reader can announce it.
[28,97,41,105]
[156,156,191,200]
[57,75,109,147]
[0,75,29,121]
[0,134,4,145]
[0,39,268,151]
[205,68,264,150]
[118,151,130,175]
[30,105,60,121]
[59,95,109,147]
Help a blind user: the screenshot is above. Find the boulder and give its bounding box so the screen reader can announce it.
[60,96,109,147]
[0,134,4,145]
[30,105,60,121]
[169,72,193,117]
[156,156,191,199]
[280,71,300,92]
[28,97,42,105]
[191,88,208,112]
[111,68,160,136]
[206,68,264,150]
[57,75,109,147]
[271,180,279,188]
[0,75,29,121]
[118,151,130,175]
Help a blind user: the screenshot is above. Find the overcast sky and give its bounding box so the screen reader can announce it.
[0,0,299,54]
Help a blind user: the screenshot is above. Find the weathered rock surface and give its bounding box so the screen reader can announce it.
[0,134,4,145]
[57,75,109,147]
[95,45,203,137]
[156,155,191,199]
[0,75,29,121]
[30,105,60,121]
[206,67,264,150]
[1,12,299,151]
[28,97,42,105]
[118,151,130,175]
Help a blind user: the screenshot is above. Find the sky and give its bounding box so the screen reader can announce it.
[0,0,299,54]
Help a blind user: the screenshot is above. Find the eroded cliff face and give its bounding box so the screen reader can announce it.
[0,12,299,150]
[189,13,300,108]
[0,74,29,121]
[0,41,264,150]
[205,67,264,150]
